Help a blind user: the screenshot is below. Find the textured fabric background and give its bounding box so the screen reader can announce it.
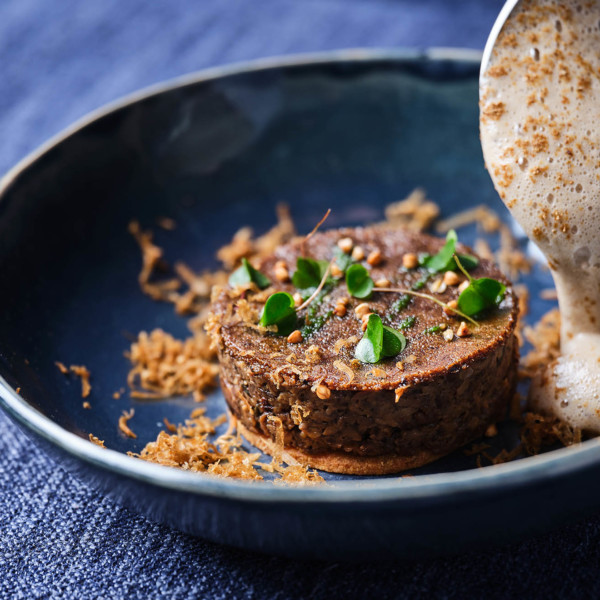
[2,1,600,598]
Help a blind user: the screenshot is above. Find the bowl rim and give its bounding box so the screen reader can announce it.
[2,46,598,504]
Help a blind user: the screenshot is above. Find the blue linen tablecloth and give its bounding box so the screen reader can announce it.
[2,1,600,597]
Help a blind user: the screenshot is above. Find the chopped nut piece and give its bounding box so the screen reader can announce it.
[443,328,454,342]
[375,277,391,288]
[456,321,470,337]
[367,249,382,266]
[82,401,91,409]
[293,292,303,307]
[274,266,289,282]
[287,330,303,344]
[458,280,470,293]
[351,246,365,261]
[443,271,461,286]
[330,263,344,278]
[395,388,405,402]
[354,303,371,318]
[337,237,354,253]
[430,278,447,294]
[402,253,418,269]
[443,300,458,316]
[315,384,331,400]
[305,345,322,363]
[334,303,347,317]
[361,313,373,324]
[361,320,369,332]
[275,260,287,270]
[396,361,404,371]
[485,423,498,437]
[367,368,386,379]
[438,323,448,331]
[338,296,350,306]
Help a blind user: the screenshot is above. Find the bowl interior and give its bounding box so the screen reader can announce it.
[0,54,555,482]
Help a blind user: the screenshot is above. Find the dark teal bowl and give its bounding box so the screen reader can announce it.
[1,49,598,560]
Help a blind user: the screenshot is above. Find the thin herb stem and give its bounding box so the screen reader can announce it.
[453,253,472,281]
[374,287,479,327]
[301,208,331,256]
[297,258,334,312]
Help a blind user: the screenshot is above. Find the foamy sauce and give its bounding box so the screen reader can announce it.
[480,0,600,431]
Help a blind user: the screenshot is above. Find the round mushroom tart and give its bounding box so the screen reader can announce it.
[207,226,518,475]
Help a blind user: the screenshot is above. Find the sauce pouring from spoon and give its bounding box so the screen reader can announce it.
[480,0,600,431]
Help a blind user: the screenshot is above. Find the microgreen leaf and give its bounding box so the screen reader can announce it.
[418,253,431,267]
[382,325,407,358]
[458,278,506,316]
[424,230,458,272]
[346,263,374,299]
[259,292,298,335]
[229,258,270,289]
[456,254,479,271]
[292,257,330,291]
[423,230,478,273]
[333,247,355,273]
[355,314,383,363]
[355,314,406,363]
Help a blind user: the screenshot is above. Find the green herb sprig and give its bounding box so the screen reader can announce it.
[259,291,298,335]
[455,255,506,316]
[292,257,331,291]
[390,294,412,315]
[375,285,478,326]
[423,325,442,334]
[229,258,270,289]
[355,314,407,364]
[422,230,479,273]
[346,264,374,299]
[397,316,416,330]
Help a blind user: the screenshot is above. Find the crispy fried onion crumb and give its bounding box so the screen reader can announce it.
[70,365,92,399]
[521,309,561,378]
[333,360,354,384]
[126,329,219,401]
[119,409,137,439]
[55,361,69,375]
[89,433,106,448]
[436,204,502,233]
[56,362,92,398]
[383,188,440,232]
[135,409,323,484]
[514,283,530,347]
[128,220,227,316]
[216,204,296,269]
[520,412,582,456]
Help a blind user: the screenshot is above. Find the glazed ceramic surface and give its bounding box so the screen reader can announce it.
[1,49,597,560]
